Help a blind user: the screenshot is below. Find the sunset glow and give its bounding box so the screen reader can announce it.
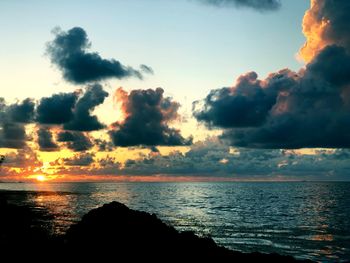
[0,0,349,183]
[35,175,47,182]
[1,1,350,261]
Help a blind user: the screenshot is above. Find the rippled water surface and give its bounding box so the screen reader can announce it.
[1,182,349,262]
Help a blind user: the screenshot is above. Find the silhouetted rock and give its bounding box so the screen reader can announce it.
[0,191,312,262]
[65,201,310,262]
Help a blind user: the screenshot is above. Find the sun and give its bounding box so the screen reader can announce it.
[36,175,47,182]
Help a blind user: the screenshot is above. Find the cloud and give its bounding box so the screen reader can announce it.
[194,71,288,128]
[0,98,34,149]
[0,148,44,177]
[57,131,93,152]
[122,141,350,179]
[36,84,108,131]
[61,152,95,166]
[93,138,114,152]
[47,27,151,84]
[299,0,350,62]
[196,0,281,11]
[109,87,192,147]
[6,98,35,123]
[194,1,350,149]
[64,84,109,131]
[46,138,350,180]
[0,122,27,149]
[37,127,59,152]
[36,92,79,124]
[140,64,154,75]
[1,148,42,169]
[1,85,110,152]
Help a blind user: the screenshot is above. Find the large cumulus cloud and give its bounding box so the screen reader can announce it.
[1,83,194,153]
[46,27,152,84]
[0,85,108,153]
[110,87,192,147]
[194,71,293,128]
[194,0,350,149]
[32,84,109,152]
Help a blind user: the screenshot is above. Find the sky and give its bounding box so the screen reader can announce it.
[1,0,350,182]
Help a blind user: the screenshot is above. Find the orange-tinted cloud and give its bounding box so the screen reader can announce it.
[299,0,350,62]
[112,87,129,125]
[110,87,192,147]
[299,0,330,62]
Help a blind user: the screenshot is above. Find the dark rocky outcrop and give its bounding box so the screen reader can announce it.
[65,201,309,262]
[0,193,311,262]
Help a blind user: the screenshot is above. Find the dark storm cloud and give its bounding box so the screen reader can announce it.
[47,27,150,84]
[0,98,34,149]
[306,45,350,86]
[3,85,109,152]
[7,98,35,123]
[57,131,93,152]
[194,0,350,149]
[314,0,350,51]
[232,45,350,149]
[64,84,108,131]
[195,47,350,148]
[37,127,58,152]
[196,0,281,11]
[36,92,79,124]
[36,84,108,131]
[0,122,27,149]
[194,71,296,128]
[109,88,192,147]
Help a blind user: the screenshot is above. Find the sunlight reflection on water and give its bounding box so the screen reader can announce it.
[0,181,349,262]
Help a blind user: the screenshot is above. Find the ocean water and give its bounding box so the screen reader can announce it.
[0,181,349,262]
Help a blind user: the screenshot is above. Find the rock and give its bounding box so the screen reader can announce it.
[65,201,310,262]
[0,191,312,262]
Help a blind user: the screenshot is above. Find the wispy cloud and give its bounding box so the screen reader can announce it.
[195,0,281,12]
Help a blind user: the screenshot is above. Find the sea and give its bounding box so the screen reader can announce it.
[0,181,349,262]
